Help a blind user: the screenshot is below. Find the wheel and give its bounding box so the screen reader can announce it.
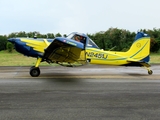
[148,70,153,75]
[30,67,40,77]
[30,66,35,70]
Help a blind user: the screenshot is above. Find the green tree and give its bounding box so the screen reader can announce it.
[63,34,67,37]
[55,33,62,37]
[17,31,27,37]
[0,35,7,51]
[8,32,17,38]
[6,42,14,52]
[146,28,160,52]
[47,33,55,38]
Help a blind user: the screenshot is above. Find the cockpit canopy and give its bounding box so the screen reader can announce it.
[66,32,99,49]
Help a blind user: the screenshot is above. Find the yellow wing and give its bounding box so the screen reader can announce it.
[21,38,50,53]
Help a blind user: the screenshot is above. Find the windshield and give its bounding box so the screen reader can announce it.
[66,32,99,49]
[87,38,99,49]
[66,33,75,39]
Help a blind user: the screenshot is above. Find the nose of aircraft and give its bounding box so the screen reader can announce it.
[8,38,17,43]
[8,38,15,43]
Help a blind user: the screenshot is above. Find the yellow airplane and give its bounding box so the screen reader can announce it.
[8,32,152,77]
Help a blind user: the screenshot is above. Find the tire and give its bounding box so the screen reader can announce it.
[30,67,40,77]
[148,70,153,75]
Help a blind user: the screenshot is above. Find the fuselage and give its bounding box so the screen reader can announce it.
[8,32,150,67]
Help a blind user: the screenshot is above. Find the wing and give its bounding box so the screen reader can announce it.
[44,38,86,65]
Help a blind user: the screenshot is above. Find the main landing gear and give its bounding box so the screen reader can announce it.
[30,66,40,77]
[29,57,42,77]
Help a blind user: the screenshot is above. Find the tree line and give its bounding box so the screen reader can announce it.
[1,28,160,53]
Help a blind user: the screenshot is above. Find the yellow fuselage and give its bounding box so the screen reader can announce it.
[85,37,150,66]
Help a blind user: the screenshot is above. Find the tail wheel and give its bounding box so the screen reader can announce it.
[148,70,153,75]
[30,67,40,77]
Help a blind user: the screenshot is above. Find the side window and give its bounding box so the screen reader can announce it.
[80,36,86,44]
[73,35,86,44]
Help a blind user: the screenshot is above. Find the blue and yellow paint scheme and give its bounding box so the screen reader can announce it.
[8,32,152,77]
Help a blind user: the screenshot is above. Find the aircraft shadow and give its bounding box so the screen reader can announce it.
[126,73,149,76]
[39,72,83,83]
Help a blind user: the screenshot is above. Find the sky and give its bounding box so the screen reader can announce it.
[1,0,160,35]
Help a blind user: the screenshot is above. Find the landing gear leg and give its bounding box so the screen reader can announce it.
[141,63,153,75]
[30,57,42,77]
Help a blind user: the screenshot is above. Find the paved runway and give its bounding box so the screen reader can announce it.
[0,64,160,79]
[0,65,160,120]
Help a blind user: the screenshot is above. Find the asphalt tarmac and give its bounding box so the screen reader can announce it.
[0,65,160,120]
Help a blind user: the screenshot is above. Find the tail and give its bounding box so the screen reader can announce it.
[126,32,150,63]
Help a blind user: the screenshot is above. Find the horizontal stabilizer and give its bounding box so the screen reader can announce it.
[127,59,150,67]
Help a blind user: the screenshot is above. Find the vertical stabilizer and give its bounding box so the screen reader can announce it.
[126,32,150,62]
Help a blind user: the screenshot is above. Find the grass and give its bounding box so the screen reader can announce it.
[0,50,49,66]
[150,53,160,64]
[0,50,159,66]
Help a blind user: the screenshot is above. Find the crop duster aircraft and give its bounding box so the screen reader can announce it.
[8,32,152,77]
